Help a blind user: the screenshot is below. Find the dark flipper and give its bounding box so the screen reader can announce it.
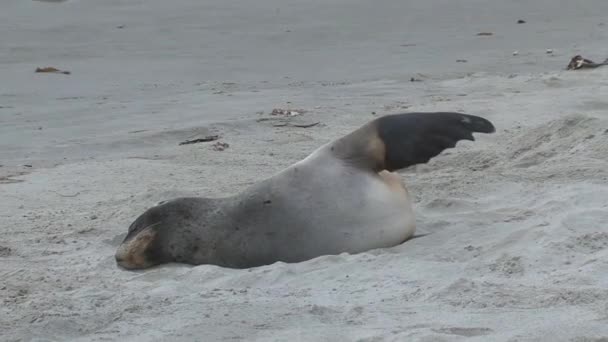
[330,112,495,172]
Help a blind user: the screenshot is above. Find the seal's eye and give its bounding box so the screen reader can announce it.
[127,221,138,233]
[128,221,162,237]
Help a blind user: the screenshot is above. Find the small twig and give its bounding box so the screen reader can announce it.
[179,135,220,145]
[291,122,320,128]
[51,191,81,198]
[35,67,71,75]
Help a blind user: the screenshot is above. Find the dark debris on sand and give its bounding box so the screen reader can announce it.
[567,55,608,70]
[179,135,220,146]
[35,67,70,75]
[211,141,229,151]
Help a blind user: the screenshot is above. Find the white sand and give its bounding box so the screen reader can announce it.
[2,1,608,341]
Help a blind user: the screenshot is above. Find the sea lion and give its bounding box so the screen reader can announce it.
[115,112,495,270]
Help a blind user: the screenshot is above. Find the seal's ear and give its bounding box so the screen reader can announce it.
[330,112,495,172]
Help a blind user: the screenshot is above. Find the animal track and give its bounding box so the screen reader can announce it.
[565,232,608,254]
[488,254,524,277]
[433,327,493,337]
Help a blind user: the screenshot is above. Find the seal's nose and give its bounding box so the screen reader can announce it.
[114,247,130,268]
[115,253,134,269]
[114,226,158,270]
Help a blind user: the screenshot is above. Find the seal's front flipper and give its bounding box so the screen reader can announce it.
[331,112,495,172]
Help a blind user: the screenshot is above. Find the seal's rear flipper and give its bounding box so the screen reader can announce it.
[332,112,495,172]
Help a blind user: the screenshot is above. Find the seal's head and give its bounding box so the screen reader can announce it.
[115,197,211,270]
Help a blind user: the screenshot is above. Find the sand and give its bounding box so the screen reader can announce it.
[2,0,608,341]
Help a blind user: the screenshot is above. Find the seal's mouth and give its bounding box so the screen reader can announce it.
[114,249,143,270]
[115,255,137,270]
[115,225,159,270]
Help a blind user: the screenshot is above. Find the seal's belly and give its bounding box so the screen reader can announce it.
[287,171,414,260]
[237,156,416,263]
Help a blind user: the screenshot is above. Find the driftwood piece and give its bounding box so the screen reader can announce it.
[179,135,220,146]
[35,67,71,75]
[567,55,608,70]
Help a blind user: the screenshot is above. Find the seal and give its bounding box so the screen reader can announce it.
[115,112,495,270]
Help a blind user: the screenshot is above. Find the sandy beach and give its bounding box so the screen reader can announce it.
[2,1,608,341]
